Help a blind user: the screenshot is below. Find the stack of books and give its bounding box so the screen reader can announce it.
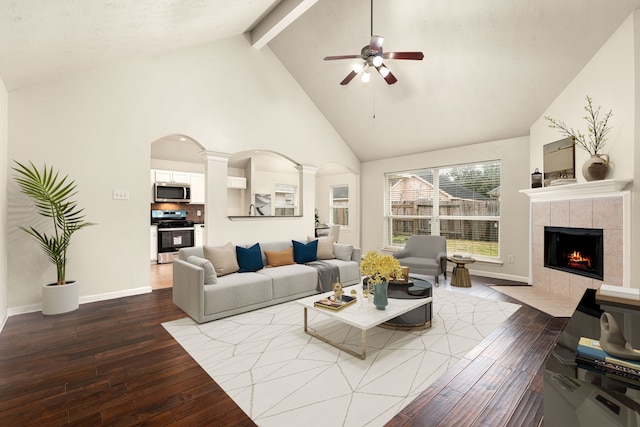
[576,337,640,384]
[314,295,357,311]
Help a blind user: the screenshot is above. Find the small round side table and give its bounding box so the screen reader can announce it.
[447,256,475,287]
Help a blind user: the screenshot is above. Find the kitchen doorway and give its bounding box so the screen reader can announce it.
[150,134,206,290]
[150,263,172,289]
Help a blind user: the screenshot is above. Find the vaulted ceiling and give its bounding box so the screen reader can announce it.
[2,0,639,162]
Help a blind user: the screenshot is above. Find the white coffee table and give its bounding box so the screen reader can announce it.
[296,285,433,359]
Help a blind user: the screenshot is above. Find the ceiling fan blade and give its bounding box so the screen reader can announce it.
[340,70,358,85]
[377,65,397,85]
[383,51,425,60]
[369,35,384,52]
[324,54,361,61]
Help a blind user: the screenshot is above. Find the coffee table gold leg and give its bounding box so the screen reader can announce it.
[303,308,366,359]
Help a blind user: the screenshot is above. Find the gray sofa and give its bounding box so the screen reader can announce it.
[172,240,362,323]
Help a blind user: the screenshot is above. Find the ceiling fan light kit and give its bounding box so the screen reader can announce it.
[324,1,424,86]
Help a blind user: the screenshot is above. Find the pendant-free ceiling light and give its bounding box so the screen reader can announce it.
[352,62,364,73]
[361,70,371,83]
[379,66,390,77]
[372,55,383,67]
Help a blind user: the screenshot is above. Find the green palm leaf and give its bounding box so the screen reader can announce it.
[13,161,95,285]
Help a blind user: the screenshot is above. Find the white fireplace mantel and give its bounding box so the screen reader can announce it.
[519,179,633,201]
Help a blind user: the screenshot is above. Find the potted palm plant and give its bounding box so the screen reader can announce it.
[13,161,95,315]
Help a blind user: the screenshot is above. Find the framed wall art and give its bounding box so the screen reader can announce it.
[543,138,575,186]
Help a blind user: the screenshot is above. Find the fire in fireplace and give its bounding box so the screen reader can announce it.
[544,226,604,280]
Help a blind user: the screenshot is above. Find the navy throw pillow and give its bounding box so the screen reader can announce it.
[292,240,318,264]
[236,243,264,272]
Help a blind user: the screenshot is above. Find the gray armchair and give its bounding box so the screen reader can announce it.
[393,235,447,285]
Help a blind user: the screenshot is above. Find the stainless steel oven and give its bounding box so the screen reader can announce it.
[152,210,195,264]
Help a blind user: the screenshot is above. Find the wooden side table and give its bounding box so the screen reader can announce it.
[447,256,475,287]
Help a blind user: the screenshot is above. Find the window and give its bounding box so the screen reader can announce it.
[385,161,500,258]
[330,185,349,226]
[274,184,296,216]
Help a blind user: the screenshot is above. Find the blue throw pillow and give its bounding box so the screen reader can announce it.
[236,243,264,272]
[292,240,318,264]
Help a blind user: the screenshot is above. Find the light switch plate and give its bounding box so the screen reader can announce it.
[113,189,130,200]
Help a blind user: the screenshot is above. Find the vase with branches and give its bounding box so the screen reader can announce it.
[544,96,613,180]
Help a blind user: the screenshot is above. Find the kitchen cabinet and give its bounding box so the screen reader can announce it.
[190,173,205,204]
[154,170,190,184]
[195,223,205,247]
[227,176,247,189]
[150,225,158,262]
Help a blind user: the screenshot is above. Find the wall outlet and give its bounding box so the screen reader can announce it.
[197,210,202,216]
[507,255,514,263]
[113,189,130,200]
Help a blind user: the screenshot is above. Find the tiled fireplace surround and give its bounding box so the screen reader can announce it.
[525,180,631,305]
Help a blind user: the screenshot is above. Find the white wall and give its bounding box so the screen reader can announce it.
[0,75,7,327]
[530,11,639,284]
[361,136,531,282]
[6,35,360,311]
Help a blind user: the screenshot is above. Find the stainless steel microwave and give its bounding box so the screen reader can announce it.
[154,182,191,203]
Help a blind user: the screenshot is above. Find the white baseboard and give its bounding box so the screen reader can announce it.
[80,286,152,304]
[6,286,153,317]
[0,314,7,334]
[449,267,528,284]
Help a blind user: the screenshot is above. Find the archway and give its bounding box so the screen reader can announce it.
[149,134,206,289]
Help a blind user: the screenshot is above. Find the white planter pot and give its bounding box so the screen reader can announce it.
[42,280,79,315]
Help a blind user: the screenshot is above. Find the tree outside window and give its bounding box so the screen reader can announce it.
[330,185,349,226]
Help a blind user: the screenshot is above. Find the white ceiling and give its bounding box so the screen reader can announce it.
[2,0,640,162]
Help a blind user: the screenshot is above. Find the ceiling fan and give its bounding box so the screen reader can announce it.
[324,0,424,85]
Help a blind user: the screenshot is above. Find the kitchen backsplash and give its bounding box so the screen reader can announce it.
[150,203,205,223]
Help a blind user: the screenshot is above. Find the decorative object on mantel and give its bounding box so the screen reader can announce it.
[544,95,613,182]
[549,178,577,186]
[531,168,542,188]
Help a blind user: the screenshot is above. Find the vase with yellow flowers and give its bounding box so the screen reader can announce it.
[360,251,403,310]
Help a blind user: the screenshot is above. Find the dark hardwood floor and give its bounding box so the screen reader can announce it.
[0,275,567,426]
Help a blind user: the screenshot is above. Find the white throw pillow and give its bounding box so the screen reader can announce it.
[203,242,240,277]
[333,243,354,261]
[187,255,217,285]
[307,236,336,260]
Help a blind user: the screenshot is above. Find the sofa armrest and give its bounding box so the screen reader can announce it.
[436,251,447,271]
[351,247,362,264]
[393,248,410,259]
[173,259,206,323]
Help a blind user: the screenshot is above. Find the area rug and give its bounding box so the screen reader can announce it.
[162,288,520,427]
[489,285,576,317]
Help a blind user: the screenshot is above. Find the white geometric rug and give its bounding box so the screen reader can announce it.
[162,288,520,427]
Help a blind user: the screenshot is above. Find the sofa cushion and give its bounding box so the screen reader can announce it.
[204,242,239,277]
[322,259,360,284]
[334,243,354,261]
[293,240,318,264]
[258,264,318,299]
[264,248,295,267]
[236,243,264,272]
[203,272,272,314]
[308,236,335,260]
[186,255,217,285]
